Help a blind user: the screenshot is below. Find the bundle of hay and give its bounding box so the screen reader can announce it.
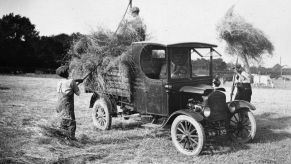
[69,23,147,96]
[216,6,274,72]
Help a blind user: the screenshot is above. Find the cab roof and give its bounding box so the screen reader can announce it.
[133,41,217,48]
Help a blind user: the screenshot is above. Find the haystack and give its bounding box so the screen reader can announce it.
[216,6,274,72]
[69,23,147,97]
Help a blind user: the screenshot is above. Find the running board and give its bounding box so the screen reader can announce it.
[141,123,163,128]
[122,113,140,120]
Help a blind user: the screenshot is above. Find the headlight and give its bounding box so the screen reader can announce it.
[203,106,211,117]
[164,84,172,89]
[228,103,236,113]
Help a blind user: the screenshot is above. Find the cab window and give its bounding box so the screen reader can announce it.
[140,46,166,79]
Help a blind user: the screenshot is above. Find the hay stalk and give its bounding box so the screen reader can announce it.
[68,24,146,96]
[217,6,274,72]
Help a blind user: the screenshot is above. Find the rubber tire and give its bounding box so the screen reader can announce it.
[92,97,112,130]
[229,111,256,143]
[171,115,205,156]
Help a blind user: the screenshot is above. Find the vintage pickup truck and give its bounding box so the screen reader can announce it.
[87,41,257,155]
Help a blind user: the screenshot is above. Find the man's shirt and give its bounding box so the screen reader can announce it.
[236,71,251,83]
[57,79,80,96]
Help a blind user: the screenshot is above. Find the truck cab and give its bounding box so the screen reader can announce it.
[132,42,216,117]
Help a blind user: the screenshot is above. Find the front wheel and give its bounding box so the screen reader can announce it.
[229,110,256,143]
[171,115,205,156]
[92,97,112,130]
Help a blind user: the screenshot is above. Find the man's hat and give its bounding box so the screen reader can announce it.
[232,64,243,70]
[131,6,140,13]
[236,64,242,69]
[56,65,69,78]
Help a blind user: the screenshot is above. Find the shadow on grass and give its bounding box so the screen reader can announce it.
[101,121,251,155]
[0,127,36,163]
[111,121,143,130]
[81,127,170,146]
[46,152,109,164]
[113,123,251,155]
[79,112,291,155]
[201,112,291,155]
[0,86,10,90]
[201,136,251,155]
[253,112,291,143]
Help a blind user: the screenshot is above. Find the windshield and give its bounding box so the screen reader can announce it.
[169,48,211,79]
[191,48,211,76]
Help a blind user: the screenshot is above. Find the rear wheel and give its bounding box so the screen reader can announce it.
[92,97,112,130]
[229,110,256,143]
[171,115,205,155]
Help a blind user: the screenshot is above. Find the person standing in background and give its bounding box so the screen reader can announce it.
[231,64,252,102]
[55,65,83,140]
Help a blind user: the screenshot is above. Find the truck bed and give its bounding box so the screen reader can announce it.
[84,66,133,100]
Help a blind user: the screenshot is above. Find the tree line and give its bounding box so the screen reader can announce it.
[0,13,290,77]
[0,13,83,73]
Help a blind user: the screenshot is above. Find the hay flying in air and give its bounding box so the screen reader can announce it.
[216,6,274,71]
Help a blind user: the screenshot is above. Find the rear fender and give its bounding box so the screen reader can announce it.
[90,93,117,115]
[89,92,99,108]
[163,110,204,127]
[227,100,256,113]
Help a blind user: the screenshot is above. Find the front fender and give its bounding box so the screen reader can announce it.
[162,109,204,128]
[227,100,256,113]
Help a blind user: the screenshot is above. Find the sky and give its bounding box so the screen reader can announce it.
[1,0,291,68]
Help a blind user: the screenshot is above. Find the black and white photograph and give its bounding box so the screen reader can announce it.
[0,0,290,163]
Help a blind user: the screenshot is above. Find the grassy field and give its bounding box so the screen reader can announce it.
[0,75,291,164]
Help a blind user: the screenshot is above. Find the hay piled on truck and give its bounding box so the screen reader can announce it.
[69,24,147,99]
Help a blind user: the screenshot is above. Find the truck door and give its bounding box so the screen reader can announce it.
[139,46,168,116]
[145,79,167,115]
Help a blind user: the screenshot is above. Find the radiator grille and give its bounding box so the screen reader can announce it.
[207,91,229,121]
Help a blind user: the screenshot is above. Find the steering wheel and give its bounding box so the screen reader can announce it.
[171,66,188,78]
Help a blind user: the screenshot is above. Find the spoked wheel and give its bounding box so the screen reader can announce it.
[171,115,205,156]
[92,97,112,130]
[229,110,256,143]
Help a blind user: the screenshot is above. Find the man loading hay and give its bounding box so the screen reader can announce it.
[69,5,149,98]
[55,65,83,140]
[231,64,252,102]
[118,6,146,41]
[217,6,274,102]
